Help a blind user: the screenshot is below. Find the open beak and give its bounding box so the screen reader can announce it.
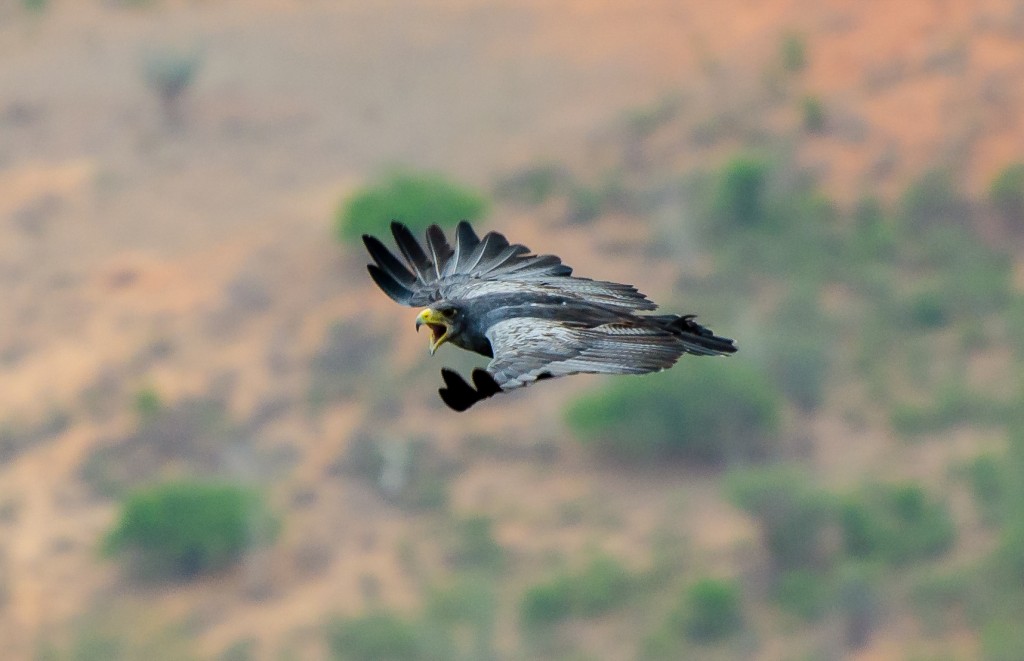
[415,308,450,355]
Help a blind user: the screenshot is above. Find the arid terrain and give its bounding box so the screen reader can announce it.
[2,1,1024,660]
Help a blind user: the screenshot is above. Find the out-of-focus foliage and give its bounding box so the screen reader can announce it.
[726,466,835,571]
[449,515,504,571]
[839,483,955,565]
[780,32,807,73]
[326,611,424,661]
[493,164,570,206]
[801,95,825,133]
[989,162,1024,228]
[566,360,780,465]
[104,480,278,579]
[673,577,744,643]
[520,554,633,627]
[142,47,202,126]
[336,171,487,243]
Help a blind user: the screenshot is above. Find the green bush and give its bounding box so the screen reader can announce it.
[336,171,487,243]
[520,578,573,628]
[989,162,1024,227]
[839,483,955,565]
[519,555,633,628]
[900,169,971,231]
[327,612,421,661]
[727,466,835,571]
[566,360,780,465]
[965,454,1008,525]
[450,516,503,571]
[781,32,807,72]
[675,578,744,643]
[104,481,278,578]
[711,155,770,229]
[801,95,825,132]
[775,569,830,621]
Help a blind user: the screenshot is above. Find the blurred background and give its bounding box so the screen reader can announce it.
[2,0,1024,659]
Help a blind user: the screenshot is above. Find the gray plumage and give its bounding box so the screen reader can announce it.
[363,221,737,411]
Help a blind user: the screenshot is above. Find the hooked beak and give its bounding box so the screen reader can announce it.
[416,308,450,355]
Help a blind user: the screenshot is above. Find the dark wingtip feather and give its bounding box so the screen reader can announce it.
[363,234,416,286]
[390,221,432,281]
[367,264,413,304]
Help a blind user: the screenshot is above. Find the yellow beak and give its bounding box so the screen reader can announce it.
[415,308,450,355]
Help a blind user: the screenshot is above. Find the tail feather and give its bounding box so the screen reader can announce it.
[653,314,737,356]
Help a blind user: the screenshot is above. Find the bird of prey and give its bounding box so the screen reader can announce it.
[363,221,737,411]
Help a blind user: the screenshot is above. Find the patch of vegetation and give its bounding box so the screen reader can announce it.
[567,360,780,465]
[133,387,163,419]
[520,554,633,628]
[762,286,833,411]
[673,577,744,643]
[336,171,487,243]
[801,95,825,133]
[104,480,278,579]
[424,576,497,659]
[727,466,836,571]
[143,47,202,127]
[989,162,1024,228]
[780,32,807,72]
[709,155,771,230]
[449,516,504,571]
[839,482,955,565]
[22,0,48,13]
[899,169,972,231]
[963,453,1010,525]
[326,611,424,661]
[774,569,831,621]
[493,163,569,206]
[889,380,1010,436]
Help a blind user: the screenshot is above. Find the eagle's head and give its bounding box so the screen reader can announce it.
[415,303,464,355]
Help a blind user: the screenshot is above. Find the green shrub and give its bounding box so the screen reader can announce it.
[566,360,780,465]
[520,578,573,628]
[570,555,632,616]
[133,387,163,419]
[989,162,1024,227]
[336,171,487,243]
[143,47,202,126]
[104,481,278,578]
[450,516,503,571]
[727,467,835,571]
[764,287,833,411]
[801,95,825,132]
[964,453,1008,525]
[900,169,971,231]
[675,578,744,643]
[519,555,633,628]
[839,483,955,565]
[327,612,421,661]
[781,32,807,72]
[711,155,770,229]
[775,569,830,621]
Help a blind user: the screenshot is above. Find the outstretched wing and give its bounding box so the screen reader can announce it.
[435,315,735,411]
[483,316,687,391]
[363,221,657,312]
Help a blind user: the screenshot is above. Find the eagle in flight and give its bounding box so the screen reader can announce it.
[363,221,737,411]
